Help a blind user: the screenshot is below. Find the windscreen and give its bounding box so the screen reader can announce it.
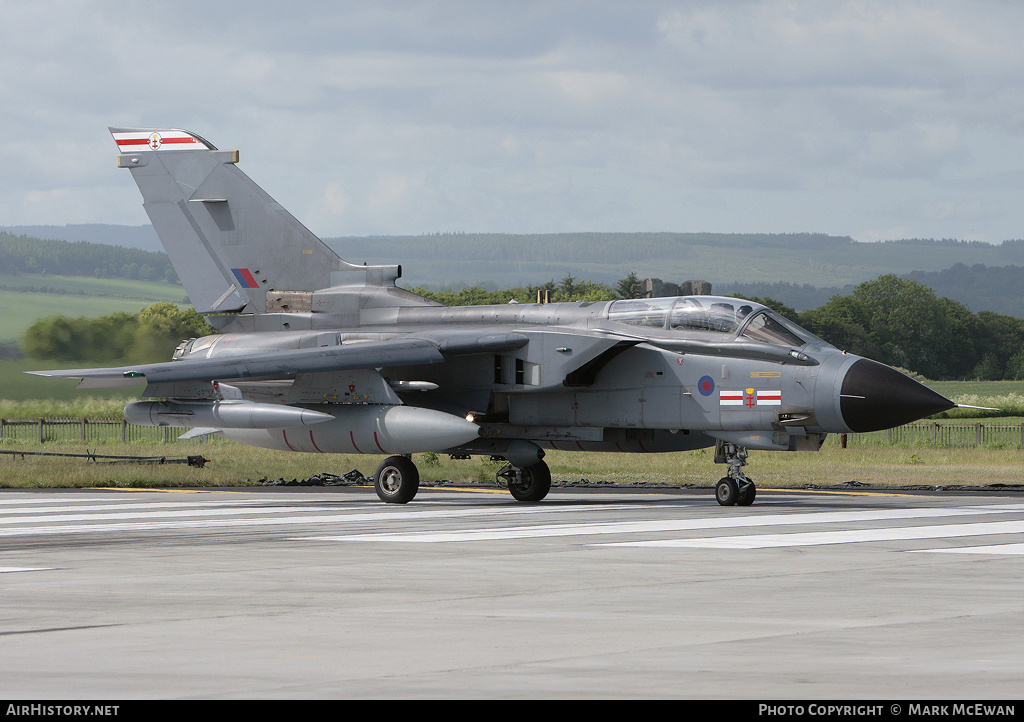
[740,311,805,347]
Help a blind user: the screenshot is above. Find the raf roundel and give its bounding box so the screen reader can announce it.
[697,375,715,397]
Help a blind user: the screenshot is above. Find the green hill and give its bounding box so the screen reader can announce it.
[0,232,188,344]
[327,232,1024,290]
[9,227,1024,323]
[0,273,188,344]
[0,230,176,282]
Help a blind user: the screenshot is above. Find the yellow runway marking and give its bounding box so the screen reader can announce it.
[423,485,921,497]
[763,487,919,497]
[92,487,240,494]
[421,486,510,494]
[90,485,919,498]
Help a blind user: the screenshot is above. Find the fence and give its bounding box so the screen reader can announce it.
[0,418,211,445]
[832,422,1024,448]
[3,418,1024,449]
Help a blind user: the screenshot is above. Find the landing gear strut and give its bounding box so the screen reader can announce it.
[498,460,552,502]
[714,442,756,507]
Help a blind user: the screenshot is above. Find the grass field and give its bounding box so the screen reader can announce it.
[0,272,186,300]
[3,334,1024,490]
[1,383,1023,490]
[0,441,1021,490]
[0,274,187,343]
[2,372,1022,413]
[0,360,140,403]
[928,379,1024,396]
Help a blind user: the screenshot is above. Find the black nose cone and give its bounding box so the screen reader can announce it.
[840,358,955,433]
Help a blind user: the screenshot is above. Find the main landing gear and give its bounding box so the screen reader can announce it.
[714,442,756,507]
[374,455,420,504]
[373,455,553,504]
[497,460,552,502]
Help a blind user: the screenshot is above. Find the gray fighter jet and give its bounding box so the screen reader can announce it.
[32,128,958,505]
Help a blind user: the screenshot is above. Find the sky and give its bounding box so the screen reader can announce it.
[3,0,1024,243]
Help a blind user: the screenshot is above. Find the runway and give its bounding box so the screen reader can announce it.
[2,484,1024,699]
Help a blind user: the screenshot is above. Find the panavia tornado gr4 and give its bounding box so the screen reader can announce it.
[32,128,958,505]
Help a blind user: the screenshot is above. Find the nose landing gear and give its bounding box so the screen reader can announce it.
[714,442,756,506]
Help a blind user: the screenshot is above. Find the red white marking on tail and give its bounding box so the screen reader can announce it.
[112,129,209,152]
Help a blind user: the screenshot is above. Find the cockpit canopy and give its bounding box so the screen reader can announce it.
[606,296,814,347]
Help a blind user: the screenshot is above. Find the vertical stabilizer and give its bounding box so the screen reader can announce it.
[110,127,383,315]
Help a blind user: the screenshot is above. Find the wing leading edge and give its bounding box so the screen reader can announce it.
[28,332,529,389]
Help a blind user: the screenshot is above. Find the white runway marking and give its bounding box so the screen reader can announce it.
[602,520,1024,549]
[0,500,325,514]
[4,495,1024,555]
[0,567,56,573]
[0,500,648,537]
[0,505,359,525]
[299,505,1024,543]
[911,543,1024,555]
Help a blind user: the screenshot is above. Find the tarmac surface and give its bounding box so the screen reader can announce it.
[2,483,1024,699]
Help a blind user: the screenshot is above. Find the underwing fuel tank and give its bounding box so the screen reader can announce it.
[124,400,335,429]
[218,404,482,455]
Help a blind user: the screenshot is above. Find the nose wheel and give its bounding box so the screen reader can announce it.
[714,442,757,506]
[715,476,756,506]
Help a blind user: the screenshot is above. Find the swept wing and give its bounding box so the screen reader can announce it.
[29,331,529,389]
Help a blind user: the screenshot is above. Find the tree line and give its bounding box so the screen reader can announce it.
[22,303,213,364]
[739,275,1024,381]
[0,233,177,283]
[19,273,1024,381]
[416,272,1024,381]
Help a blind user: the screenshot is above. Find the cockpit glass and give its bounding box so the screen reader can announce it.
[608,296,811,348]
[189,336,218,354]
[608,296,755,336]
[668,299,754,333]
[740,311,805,347]
[606,299,669,328]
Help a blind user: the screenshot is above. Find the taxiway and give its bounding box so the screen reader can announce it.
[2,485,1023,699]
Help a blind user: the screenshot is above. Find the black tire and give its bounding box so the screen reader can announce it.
[715,477,738,506]
[374,456,419,504]
[507,461,552,502]
[737,479,756,506]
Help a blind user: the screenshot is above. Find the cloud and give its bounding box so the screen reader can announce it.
[1,1,1024,244]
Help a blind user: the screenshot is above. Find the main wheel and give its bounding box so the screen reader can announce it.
[715,477,739,506]
[737,479,756,506]
[507,460,552,502]
[374,456,419,504]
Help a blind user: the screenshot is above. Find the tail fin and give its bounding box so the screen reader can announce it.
[110,127,390,315]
